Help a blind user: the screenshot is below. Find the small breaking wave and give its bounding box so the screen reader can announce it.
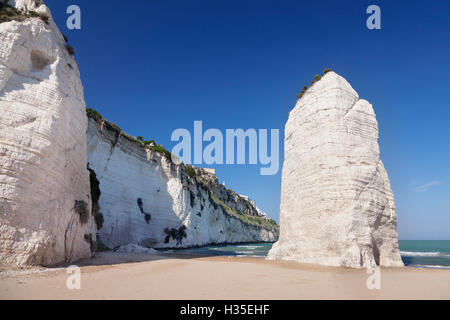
[236,245,260,249]
[401,251,450,257]
[406,264,450,270]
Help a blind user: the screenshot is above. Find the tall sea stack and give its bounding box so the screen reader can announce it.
[267,71,403,268]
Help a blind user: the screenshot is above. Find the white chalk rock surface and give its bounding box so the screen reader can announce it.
[267,71,403,268]
[86,118,278,249]
[0,0,95,266]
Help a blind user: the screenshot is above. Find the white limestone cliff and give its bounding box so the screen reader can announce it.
[86,116,278,249]
[0,0,95,266]
[267,71,403,268]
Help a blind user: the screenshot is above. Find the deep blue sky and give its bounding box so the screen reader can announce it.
[46,0,449,239]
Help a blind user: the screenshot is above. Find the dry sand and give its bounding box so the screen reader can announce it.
[1,252,449,300]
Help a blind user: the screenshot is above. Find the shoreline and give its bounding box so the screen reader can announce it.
[150,240,276,251]
[157,241,450,270]
[403,264,450,270]
[1,252,449,300]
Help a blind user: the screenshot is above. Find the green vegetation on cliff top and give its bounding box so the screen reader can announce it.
[209,192,278,232]
[296,68,332,100]
[86,108,172,162]
[0,3,49,24]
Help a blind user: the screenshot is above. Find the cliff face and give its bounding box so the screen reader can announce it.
[86,116,278,249]
[0,0,277,267]
[0,1,95,266]
[267,71,403,268]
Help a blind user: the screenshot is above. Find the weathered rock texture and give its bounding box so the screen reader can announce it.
[267,71,403,268]
[86,116,278,249]
[0,0,95,266]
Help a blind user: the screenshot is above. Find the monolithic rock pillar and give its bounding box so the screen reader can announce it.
[267,71,403,268]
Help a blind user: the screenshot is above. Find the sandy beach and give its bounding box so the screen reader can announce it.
[1,252,449,300]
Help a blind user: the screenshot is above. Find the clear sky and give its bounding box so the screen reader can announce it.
[46,0,449,240]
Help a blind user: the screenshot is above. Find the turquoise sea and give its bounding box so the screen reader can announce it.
[398,240,450,268]
[176,240,450,269]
